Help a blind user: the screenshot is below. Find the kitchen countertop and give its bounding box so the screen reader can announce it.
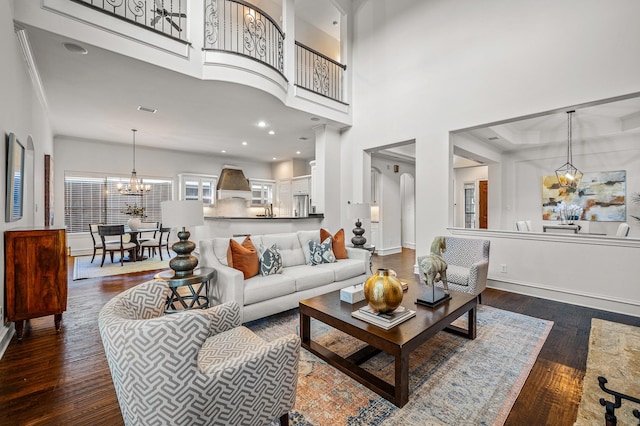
[205,214,324,220]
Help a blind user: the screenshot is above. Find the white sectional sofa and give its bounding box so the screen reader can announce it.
[198,230,369,323]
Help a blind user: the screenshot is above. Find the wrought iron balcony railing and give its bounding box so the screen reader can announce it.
[72,0,188,42]
[295,41,347,104]
[204,0,284,74]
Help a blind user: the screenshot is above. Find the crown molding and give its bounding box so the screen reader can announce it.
[14,25,49,111]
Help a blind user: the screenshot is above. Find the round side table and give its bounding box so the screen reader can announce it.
[154,267,216,314]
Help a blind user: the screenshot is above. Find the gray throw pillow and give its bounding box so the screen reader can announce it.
[259,244,283,276]
[309,237,336,265]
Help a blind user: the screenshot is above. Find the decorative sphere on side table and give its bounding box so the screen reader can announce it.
[364,268,404,313]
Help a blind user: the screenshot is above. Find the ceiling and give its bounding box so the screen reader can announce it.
[22,24,344,162]
[457,95,640,156]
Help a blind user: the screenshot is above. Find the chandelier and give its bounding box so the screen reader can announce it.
[118,129,151,196]
[555,110,582,188]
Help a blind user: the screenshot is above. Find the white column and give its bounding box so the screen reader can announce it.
[314,124,341,231]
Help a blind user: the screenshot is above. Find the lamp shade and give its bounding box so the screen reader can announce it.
[349,203,371,221]
[161,200,204,228]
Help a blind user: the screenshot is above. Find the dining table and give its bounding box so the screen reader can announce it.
[123,226,159,261]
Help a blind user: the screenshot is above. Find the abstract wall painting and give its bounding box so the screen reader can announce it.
[542,170,626,221]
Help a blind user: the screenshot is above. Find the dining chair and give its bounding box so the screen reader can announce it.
[140,227,172,260]
[137,221,160,244]
[616,223,631,237]
[98,224,138,267]
[89,223,119,263]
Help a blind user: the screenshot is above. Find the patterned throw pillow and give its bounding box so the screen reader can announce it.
[259,244,283,276]
[309,237,336,265]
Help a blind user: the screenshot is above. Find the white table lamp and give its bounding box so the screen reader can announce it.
[348,202,370,248]
[161,200,204,277]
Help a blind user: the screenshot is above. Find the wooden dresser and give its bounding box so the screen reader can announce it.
[4,227,67,339]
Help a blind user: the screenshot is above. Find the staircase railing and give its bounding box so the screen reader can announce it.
[71,0,188,42]
[204,0,284,75]
[295,41,347,104]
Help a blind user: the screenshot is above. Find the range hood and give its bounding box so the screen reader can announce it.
[217,167,251,200]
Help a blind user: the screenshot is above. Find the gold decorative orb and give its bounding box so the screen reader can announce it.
[364,268,404,313]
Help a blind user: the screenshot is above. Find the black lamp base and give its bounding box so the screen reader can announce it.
[170,228,198,277]
[351,219,366,248]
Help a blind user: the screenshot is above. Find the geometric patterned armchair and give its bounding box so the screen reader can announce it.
[98,279,300,426]
[418,237,490,302]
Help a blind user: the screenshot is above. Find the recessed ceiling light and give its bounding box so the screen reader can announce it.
[310,117,320,122]
[137,105,157,114]
[487,136,500,141]
[272,157,277,160]
[333,20,338,26]
[258,121,267,127]
[63,42,88,55]
[268,130,275,135]
[296,151,301,155]
[242,141,248,146]
[221,150,227,153]
[299,137,309,141]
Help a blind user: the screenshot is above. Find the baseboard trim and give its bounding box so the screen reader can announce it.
[0,324,14,360]
[488,278,640,317]
[376,246,402,256]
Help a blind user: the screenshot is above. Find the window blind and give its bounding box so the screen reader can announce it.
[64,173,173,234]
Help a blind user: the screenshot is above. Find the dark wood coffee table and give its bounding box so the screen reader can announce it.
[299,281,477,407]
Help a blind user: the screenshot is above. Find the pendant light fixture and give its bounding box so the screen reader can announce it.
[555,110,582,188]
[118,129,151,196]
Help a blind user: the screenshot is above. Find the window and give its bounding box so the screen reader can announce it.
[64,172,173,234]
[179,174,217,205]
[250,179,275,206]
[464,182,476,229]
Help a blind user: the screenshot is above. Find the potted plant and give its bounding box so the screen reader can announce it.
[122,203,146,230]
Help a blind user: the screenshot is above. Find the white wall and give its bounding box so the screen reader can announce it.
[348,0,640,315]
[371,156,416,255]
[0,2,55,355]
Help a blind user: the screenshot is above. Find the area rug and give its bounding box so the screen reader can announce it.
[72,254,170,280]
[574,319,640,426]
[247,305,553,425]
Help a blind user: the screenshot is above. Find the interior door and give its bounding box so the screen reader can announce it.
[479,180,488,229]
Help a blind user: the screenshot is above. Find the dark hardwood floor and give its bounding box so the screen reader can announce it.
[0,249,638,425]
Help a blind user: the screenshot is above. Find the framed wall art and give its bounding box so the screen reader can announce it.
[542,170,626,221]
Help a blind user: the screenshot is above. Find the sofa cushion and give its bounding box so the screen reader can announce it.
[259,234,306,267]
[210,236,246,266]
[259,244,283,276]
[446,264,470,286]
[229,237,259,279]
[281,265,335,292]
[321,228,348,259]
[310,237,336,265]
[297,230,320,265]
[244,274,296,305]
[316,258,367,282]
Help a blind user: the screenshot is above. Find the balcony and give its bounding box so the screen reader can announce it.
[65,0,348,106]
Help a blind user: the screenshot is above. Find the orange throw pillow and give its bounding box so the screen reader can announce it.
[229,237,259,279]
[320,228,348,259]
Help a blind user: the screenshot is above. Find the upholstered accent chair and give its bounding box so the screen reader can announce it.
[418,236,490,302]
[98,280,300,426]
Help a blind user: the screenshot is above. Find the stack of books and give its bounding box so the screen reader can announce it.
[352,305,416,330]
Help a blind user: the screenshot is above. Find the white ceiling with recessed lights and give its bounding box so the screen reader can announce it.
[23,25,341,162]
